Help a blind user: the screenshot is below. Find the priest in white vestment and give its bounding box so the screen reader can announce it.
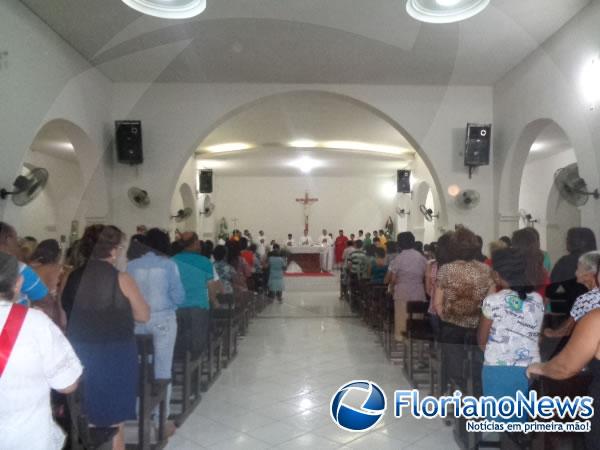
[320,229,333,246]
[299,230,313,246]
[285,234,296,247]
[320,236,334,272]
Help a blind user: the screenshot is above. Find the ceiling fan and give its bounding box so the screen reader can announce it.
[171,207,193,222]
[419,204,439,222]
[0,167,49,206]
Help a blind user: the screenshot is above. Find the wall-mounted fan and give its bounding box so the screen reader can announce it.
[171,207,193,222]
[455,189,480,210]
[419,204,439,222]
[396,207,410,216]
[0,167,49,206]
[519,209,538,227]
[128,187,150,208]
[554,164,600,207]
[199,195,215,217]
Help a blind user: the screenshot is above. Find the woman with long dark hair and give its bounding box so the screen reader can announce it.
[63,225,149,450]
[547,227,597,312]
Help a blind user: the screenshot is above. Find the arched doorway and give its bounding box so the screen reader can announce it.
[2,119,93,242]
[410,181,437,244]
[171,90,446,242]
[516,121,578,261]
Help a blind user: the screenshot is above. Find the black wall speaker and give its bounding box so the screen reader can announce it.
[397,169,411,193]
[115,121,143,165]
[464,123,491,167]
[199,170,213,194]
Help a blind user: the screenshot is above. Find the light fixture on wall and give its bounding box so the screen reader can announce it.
[581,56,600,111]
[406,0,490,24]
[120,0,206,19]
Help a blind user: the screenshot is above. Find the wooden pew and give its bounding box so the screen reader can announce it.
[402,301,434,386]
[212,293,239,367]
[128,335,170,450]
[201,312,223,390]
[66,383,117,450]
[171,314,206,426]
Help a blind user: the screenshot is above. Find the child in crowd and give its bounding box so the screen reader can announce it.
[478,247,545,423]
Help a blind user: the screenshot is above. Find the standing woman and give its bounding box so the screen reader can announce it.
[433,227,493,392]
[527,310,600,449]
[385,232,428,341]
[267,244,287,302]
[425,232,454,333]
[547,227,597,312]
[63,226,149,450]
[127,228,184,434]
[29,239,67,328]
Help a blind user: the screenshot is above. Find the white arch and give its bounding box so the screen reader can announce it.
[169,89,448,232]
[3,119,107,240]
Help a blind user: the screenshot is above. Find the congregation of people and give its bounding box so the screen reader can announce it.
[0,221,296,450]
[3,219,600,449]
[336,224,600,448]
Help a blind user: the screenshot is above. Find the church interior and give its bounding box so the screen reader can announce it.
[2,0,600,449]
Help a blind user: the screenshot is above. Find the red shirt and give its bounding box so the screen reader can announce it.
[240,250,254,268]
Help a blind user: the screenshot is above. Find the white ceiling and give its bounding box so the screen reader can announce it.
[195,91,415,177]
[20,0,591,85]
[198,91,415,150]
[527,122,574,161]
[29,123,78,162]
[196,147,412,177]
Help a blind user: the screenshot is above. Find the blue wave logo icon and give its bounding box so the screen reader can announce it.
[330,380,387,432]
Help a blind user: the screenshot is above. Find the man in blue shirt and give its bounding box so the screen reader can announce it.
[172,232,218,356]
[0,222,54,318]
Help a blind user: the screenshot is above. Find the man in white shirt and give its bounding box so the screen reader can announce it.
[299,229,313,246]
[285,233,296,247]
[321,229,333,246]
[0,252,82,450]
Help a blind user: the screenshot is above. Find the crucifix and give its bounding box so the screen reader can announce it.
[295,192,318,234]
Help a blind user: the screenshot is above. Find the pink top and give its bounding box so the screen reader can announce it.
[387,249,428,303]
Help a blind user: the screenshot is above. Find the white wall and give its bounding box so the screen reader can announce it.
[211,175,399,244]
[494,1,600,239]
[111,84,495,242]
[0,0,112,234]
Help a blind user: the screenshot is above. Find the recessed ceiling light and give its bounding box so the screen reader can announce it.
[120,0,207,19]
[289,156,321,174]
[289,139,318,148]
[406,0,490,24]
[204,142,252,153]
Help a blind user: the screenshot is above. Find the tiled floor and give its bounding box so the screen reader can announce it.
[166,275,459,449]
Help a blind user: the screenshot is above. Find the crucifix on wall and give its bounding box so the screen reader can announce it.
[296,192,318,234]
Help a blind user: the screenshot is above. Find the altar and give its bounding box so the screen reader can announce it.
[286,246,325,273]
